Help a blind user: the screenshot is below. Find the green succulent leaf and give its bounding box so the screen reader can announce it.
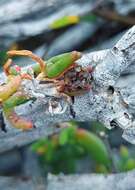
[59,125,77,145]
[50,15,79,29]
[59,128,69,145]
[76,129,111,167]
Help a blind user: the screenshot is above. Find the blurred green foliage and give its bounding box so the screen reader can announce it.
[31,122,110,174]
[31,122,135,174]
[116,145,135,172]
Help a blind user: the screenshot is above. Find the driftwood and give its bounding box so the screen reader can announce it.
[0,26,135,153]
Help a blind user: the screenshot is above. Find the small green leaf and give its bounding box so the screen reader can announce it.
[50,15,79,29]
[59,124,77,145]
[59,128,69,145]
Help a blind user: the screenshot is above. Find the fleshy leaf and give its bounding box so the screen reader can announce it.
[50,15,79,29]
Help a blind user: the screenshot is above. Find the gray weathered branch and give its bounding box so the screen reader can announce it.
[0,26,135,153]
[1,170,135,190]
[47,171,135,190]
